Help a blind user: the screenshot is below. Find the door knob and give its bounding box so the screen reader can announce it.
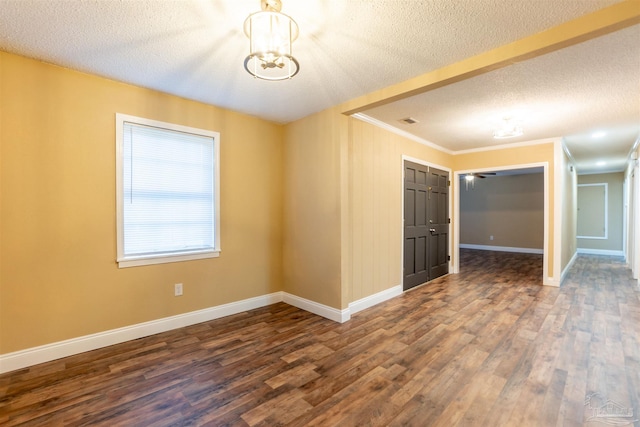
[429,228,436,233]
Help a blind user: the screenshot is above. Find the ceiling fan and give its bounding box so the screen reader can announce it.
[463,172,496,180]
[462,172,496,190]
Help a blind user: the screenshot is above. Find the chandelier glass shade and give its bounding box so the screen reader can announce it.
[244,0,299,81]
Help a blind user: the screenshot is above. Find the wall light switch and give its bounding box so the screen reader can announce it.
[174,283,183,296]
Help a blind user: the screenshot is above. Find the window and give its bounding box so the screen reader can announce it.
[116,113,220,268]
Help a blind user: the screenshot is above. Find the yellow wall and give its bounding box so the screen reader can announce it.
[0,52,284,354]
[282,111,454,309]
[1,0,632,361]
[284,112,562,305]
[348,118,452,303]
[1,51,566,357]
[282,107,346,308]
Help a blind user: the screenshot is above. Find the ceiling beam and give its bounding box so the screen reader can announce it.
[341,0,640,116]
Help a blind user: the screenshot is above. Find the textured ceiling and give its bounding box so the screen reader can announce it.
[0,0,638,174]
[363,24,640,173]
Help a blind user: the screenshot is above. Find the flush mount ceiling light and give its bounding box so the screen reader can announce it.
[244,0,299,81]
[493,117,523,139]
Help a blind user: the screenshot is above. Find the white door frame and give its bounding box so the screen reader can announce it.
[453,162,552,284]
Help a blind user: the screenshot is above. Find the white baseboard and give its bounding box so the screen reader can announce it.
[0,292,283,375]
[0,285,411,374]
[460,244,544,254]
[543,276,560,287]
[577,248,625,256]
[349,285,403,315]
[559,251,579,286]
[282,293,350,323]
[0,291,360,374]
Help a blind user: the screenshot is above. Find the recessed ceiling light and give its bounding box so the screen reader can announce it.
[596,161,606,166]
[592,131,606,138]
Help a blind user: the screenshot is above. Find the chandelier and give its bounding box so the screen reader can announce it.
[243,0,299,81]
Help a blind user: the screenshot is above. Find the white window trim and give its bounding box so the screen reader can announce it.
[115,113,221,268]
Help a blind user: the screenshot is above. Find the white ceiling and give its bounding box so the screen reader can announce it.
[0,0,638,174]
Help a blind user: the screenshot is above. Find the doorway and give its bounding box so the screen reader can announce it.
[453,163,549,284]
[403,160,450,290]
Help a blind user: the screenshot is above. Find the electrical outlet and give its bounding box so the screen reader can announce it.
[490,235,494,241]
[174,283,183,296]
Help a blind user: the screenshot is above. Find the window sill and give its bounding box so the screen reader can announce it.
[117,250,220,268]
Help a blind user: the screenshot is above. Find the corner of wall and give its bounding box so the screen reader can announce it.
[281,108,344,310]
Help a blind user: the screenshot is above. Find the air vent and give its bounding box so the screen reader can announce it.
[399,117,418,125]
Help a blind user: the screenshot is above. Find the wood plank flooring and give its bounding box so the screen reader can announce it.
[1,249,639,426]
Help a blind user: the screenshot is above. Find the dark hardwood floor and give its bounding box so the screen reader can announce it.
[1,249,639,426]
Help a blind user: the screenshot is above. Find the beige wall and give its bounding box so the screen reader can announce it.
[459,173,544,249]
[561,149,577,271]
[627,147,639,280]
[577,172,624,251]
[0,52,284,354]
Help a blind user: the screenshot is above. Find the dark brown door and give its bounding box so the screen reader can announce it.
[403,161,449,291]
[427,166,449,280]
[404,161,429,290]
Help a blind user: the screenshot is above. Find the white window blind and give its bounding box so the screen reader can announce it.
[116,114,220,267]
